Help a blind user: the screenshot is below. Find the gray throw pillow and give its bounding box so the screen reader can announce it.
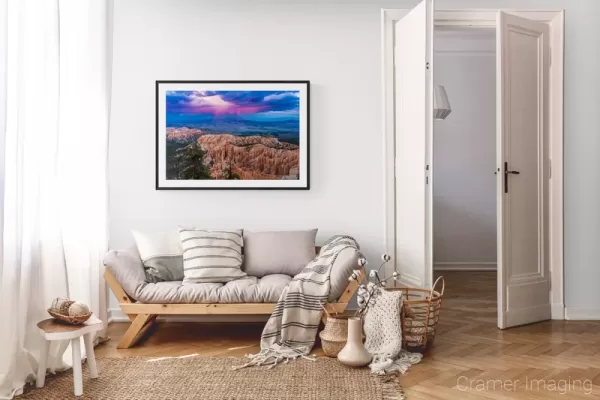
[132,230,184,283]
[243,229,318,277]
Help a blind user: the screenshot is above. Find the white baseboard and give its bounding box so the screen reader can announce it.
[108,308,133,323]
[434,262,497,271]
[564,307,600,320]
[107,307,271,324]
[108,308,129,323]
[551,303,565,320]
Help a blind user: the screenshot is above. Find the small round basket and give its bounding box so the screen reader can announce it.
[386,276,445,354]
[319,332,347,358]
[319,315,349,357]
[47,308,92,325]
[319,315,367,357]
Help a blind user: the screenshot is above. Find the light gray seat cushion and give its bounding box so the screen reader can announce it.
[129,274,290,304]
[104,245,361,304]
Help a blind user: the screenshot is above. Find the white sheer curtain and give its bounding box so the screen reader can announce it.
[0,0,112,398]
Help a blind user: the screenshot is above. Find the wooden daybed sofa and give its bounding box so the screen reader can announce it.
[104,246,364,349]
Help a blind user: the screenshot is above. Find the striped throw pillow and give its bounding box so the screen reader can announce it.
[179,228,247,284]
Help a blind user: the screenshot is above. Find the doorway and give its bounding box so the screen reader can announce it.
[382,6,564,328]
[432,27,497,319]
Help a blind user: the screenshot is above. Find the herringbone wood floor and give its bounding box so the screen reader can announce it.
[98,272,600,398]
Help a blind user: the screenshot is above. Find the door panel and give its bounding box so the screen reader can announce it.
[394,0,434,289]
[497,12,551,328]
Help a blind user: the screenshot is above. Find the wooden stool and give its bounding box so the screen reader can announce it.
[37,316,104,397]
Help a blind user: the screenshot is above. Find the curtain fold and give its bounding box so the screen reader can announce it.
[0,1,112,398]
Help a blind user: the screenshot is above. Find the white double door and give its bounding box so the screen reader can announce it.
[394,1,551,329]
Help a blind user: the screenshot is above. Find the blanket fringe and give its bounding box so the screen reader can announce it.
[233,345,315,370]
[369,350,422,375]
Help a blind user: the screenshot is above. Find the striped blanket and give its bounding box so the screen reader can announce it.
[236,235,360,369]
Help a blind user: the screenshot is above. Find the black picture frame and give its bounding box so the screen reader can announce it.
[155,80,310,190]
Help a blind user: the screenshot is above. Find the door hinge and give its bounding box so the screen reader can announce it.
[426,61,430,70]
[426,164,429,184]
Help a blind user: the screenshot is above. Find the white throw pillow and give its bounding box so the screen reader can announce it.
[179,228,247,284]
[132,230,184,282]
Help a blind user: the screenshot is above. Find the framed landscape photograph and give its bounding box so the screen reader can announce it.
[156,80,309,189]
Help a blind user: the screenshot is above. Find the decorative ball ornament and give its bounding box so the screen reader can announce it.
[68,302,90,316]
[357,258,367,267]
[51,297,67,310]
[381,254,391,262]
[51,297,75,315]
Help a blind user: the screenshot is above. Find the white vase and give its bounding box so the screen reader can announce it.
[337,317,372,368]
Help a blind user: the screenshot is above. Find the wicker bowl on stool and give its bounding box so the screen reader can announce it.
[47,309,92,325]
[48,298,92,325]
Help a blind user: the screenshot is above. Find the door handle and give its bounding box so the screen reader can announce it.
[504,162,520,193]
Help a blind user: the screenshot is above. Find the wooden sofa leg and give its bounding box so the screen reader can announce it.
[117,314,157,349]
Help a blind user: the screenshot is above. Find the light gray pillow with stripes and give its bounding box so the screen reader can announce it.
[132,230,184,283]
[179,228,247,284]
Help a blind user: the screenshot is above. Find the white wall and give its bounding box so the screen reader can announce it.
[110,0,600,314]
[108,0,400,313]
[110,0,401,248]
[433,29,496,268]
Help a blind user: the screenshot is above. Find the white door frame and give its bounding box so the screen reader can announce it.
[382,9,565,320]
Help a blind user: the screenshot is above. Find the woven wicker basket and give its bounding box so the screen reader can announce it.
[386,276,445,354]
[319,315,349,357]
[47,309,92,325]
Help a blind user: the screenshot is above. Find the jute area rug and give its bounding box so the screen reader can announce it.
[19,357,405,400]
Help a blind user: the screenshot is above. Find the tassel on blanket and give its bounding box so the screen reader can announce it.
[233,343,316,370]
[369,350,422,375]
